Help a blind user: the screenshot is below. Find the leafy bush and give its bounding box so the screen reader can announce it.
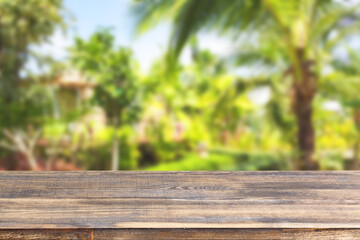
[146,149,291,171]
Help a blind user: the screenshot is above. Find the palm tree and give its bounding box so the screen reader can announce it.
[134,0,360,169]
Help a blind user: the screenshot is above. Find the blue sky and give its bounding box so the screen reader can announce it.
[30,0,231,73]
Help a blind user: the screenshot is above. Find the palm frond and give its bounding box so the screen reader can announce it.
[134,0,266,62]
[310,2,360,47]
[133,0,186,34]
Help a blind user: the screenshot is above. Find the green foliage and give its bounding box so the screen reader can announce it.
[147,149,290,171]
[0,0,66,128]
[81,134,139,170]
[69,29,143,169]
[3,1,360,171]
[134,0,360,170]
[70,29,141,124]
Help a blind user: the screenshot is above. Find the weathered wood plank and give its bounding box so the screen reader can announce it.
[92,228,360,240]
[0,229,92,240]
[0,171,360,231]
[2,228,360,239]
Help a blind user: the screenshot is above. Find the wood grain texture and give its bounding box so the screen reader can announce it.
[2,228,360,240]
[0,171,360,237]
[0,229,92,240]
[92,228,360,240]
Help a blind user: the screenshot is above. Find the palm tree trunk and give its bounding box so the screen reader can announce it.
[291,50,318,170]
[351,140,359,170]
[351,109,360,170]
[111,117,120,170]
[294,96,316,170]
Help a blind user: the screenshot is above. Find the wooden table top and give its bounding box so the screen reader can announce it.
[0,171,360,230]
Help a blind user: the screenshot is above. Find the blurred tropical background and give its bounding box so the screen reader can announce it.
[1,0,360,171]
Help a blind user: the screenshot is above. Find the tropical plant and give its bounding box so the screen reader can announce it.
[0,0,66,167]
[70,29,141,170]
[0,0,66,122]
[134,0,360,169]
